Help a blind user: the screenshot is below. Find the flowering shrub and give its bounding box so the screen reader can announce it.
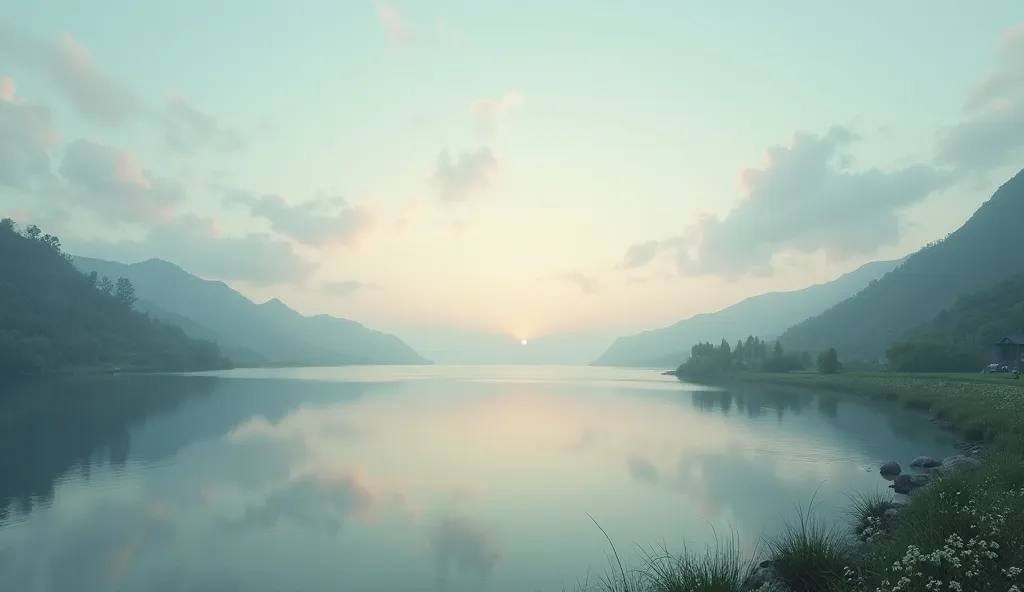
[858,458,1024,592]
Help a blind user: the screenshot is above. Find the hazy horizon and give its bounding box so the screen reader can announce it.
[2,3,1023,341]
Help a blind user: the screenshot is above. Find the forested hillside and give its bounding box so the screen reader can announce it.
[0,219,230,377]
[880,272,1024,372]
[779,168,1024,360]
[594,258,903,367]
[907,272,1024,346]
[73,257,431,366]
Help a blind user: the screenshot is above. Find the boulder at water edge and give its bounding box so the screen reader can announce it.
[880,460,902,475]
[910,456,941,468]
[933,455,982,476]
[893,473,933,495]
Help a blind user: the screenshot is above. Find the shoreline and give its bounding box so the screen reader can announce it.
[567,370,1024,592]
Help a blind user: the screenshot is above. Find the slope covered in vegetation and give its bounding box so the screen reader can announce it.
[779,168,1024,360]
[0,219,230,377]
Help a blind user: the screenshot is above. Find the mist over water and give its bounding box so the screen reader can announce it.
[0,367,957,592]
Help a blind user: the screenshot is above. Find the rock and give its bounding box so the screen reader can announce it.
[879,460,902,475]
[893,473,933,494]
[910,456,941,468]
[744,561,777,590]
[933,455,982,476]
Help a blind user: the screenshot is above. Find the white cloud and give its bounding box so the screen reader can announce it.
[470,91,524,135]
[429,148,502,202]
[625,127,947,277]
[226,191,375,247]
[935,23,1024,174]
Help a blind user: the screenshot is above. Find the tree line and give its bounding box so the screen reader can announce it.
[676,335,841,379]
[0,219,230,378]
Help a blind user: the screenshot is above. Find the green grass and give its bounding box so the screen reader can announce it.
[856,450,1024,592]
[736,372,1024,449]
[765,498,851,592]
[846,490,898,543]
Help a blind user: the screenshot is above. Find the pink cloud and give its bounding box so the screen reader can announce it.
[0,76,14,102]
[0,27,140,125]
[0,77,62,187]
[59,139,183,222]
[470,91,525,134]
[376,3,413,46]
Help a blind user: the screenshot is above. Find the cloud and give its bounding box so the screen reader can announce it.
[470,91,524,135]
[0,26,140,125]
[0,77,62,188]
[236,472,378,532]
[429,147,502,201]
[558,271,600,295]
[430,515,502,584]
[621,240,661,270]
[625,127,947,277]
[59,139,184,223]
[225,191,374,247]
[164,93,245,154]
[627,456,661,484]
[935,23,1024,174]
[322,280,380,297]
[376,3,412,46]
[72,214,318,285]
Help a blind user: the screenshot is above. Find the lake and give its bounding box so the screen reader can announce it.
[0,366,958,592]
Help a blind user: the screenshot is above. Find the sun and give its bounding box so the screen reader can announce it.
[521,339,528,345]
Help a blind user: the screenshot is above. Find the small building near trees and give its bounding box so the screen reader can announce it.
[991,335,1024,364]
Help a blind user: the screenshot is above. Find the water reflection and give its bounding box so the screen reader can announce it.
[0,368,961,592]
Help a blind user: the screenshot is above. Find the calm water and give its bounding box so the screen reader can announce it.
[0,366,958,592]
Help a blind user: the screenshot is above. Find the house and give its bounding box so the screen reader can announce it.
[991,335,1024,364]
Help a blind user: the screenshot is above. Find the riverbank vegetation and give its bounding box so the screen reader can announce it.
[558,370,1024,592]
[0,219,231,377]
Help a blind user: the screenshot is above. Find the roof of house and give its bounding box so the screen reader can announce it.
[993,335,1024,345]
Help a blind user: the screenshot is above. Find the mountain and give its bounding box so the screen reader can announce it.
[72,257,430,366]
[905,272,1024,348]
[592,258,906,367]
[778,168,1024,360]
[389,325,632,365]
[0,220,230,376]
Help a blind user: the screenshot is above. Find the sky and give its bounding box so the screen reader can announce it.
[1,1,1023,341]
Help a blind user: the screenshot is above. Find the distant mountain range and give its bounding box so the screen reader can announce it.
[778,167,1024,360]
[389,325,633,365]
[592,258,906,367]
[72,257,431,366]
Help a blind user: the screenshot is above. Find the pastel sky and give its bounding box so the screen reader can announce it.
[2,1,1023,340]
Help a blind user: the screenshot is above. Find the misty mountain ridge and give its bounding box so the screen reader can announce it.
[72,256,430,366]
[387,325,635,365]
[593,257,907,367]
[779,167,1024,360]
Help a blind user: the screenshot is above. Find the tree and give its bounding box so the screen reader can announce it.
[114,277,137,308]
[800,351,813,368]
[817,348,842,374]
[0,221,230,376]
[772,341,784,358]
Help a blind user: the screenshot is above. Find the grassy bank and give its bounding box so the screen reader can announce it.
[557,373,1024,592]
[734,372,1024,449]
